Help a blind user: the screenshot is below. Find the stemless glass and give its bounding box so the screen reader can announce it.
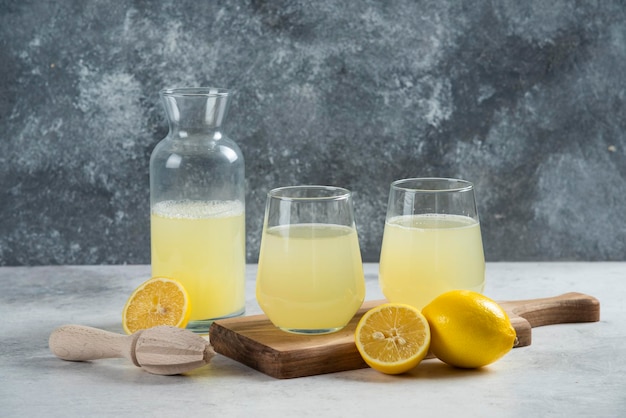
[256,186,365,335]
[379,178,485,309]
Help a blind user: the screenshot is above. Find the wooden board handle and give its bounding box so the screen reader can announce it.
[49,325,137,364]
[499,292,600,328]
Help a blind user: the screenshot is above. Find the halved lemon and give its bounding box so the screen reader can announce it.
[122,277,191,334]
[355,303,431,374]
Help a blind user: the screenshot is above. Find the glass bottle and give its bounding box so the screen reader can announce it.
[150,87,245,333]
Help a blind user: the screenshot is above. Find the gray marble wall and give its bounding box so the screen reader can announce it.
[1,0,625,266]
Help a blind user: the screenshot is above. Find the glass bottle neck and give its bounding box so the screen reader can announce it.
[160,88,231,137]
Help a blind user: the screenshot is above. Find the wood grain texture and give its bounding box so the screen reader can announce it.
[210,293,600,379]
[49,324,138,363]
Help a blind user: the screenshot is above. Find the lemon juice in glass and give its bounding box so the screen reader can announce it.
[256,186,365,334]
[379,178,485,310]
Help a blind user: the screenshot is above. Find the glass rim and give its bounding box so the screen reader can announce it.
[268,185,352,201]
[160,87,230,97]
[391,177,474,193]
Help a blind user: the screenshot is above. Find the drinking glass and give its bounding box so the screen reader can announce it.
[379,178,485,309]
[256,185,365,334]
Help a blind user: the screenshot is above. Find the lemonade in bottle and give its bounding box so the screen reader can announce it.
[150,87,245,333]
[151,200,245,322]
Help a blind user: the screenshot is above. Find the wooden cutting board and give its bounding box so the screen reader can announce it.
[209,292,599,379]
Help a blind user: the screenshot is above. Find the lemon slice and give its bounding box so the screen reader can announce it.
[355,303,431,374]
[122,277,191,334]
[422,290,516,368]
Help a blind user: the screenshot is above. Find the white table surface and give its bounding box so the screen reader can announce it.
[1,263,624,417]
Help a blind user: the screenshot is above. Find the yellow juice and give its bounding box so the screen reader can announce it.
[151,200,245,322]
[256,223,365,332]
[379,214,485,309]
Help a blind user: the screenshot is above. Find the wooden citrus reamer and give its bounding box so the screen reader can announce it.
[49,324,214,375]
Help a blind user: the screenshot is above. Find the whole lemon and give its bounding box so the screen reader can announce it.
[422,290,516,368]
